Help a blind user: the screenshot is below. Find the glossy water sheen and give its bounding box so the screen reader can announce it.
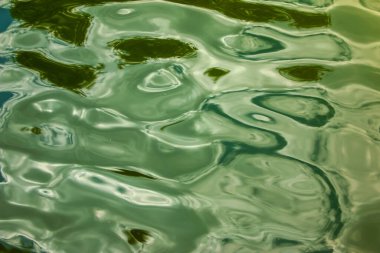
[0,0,379,252]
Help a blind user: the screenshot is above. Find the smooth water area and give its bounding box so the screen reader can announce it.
[0,0,380,252]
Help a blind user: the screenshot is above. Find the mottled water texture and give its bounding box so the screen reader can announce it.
[168,0,330,28]
[10,0,330,45]
[10,0,135,45]
[1,0,380,252]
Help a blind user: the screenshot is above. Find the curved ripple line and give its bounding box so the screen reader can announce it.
[201,102,288,153]
[222,151,344,242]
[252,93,335,127]
[222,26,351,61]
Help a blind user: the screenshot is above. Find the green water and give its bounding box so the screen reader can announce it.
[0,0,380,252]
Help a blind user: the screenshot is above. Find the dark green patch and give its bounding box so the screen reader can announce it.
[110,168,155,180]
[272,238,302,247]
[20,127,42,135]
[278,65,332,82]
[0,242,30,253]
[11,0,90,45]
[204,67,230,82]
[109,37,197,64]
[15,51,97,93]
[30,127,42,135]
[124,229,150,245]
[167,0,330,28]
[221,238,233,245]
[309,249,334,253]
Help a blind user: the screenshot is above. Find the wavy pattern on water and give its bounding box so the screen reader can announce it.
[10,0,330,45]
[190,153,342,252]
[221,26,351,62]
[0,0,379,252]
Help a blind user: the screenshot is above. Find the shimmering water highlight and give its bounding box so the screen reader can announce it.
[1,0,380,252]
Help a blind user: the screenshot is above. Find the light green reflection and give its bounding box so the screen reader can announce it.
[0,0,378,252]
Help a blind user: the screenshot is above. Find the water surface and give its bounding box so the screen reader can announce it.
[0,0,380,252]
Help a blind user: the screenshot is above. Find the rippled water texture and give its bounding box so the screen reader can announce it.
[1,0,380,252]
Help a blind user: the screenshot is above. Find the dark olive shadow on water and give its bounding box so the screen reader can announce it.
[10,0,330,45]
[108,168,156,180]
[204,67,230,82]
[278,65,332,82]
[109,37,197,64]
[123,229,151,245]
[15,51,98,94]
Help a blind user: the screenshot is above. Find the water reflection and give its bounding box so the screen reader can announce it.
[204,67,230,82]
[190,152,342,252]
[15,51,98,93]
[341,201,380,253]
[1,0,378,252]
[10,0,133,45]
[0,8,12,33]
[278,65,332,82]
[109,37,197,64]
[0,92,14,108]
[0,165,6,183]
[108,167,156,180]
[222,26,351,61]
[124,228,151,245]
[264,0,333,7]
[167,0,330,28]
[252,94,335,127]
[9,0,331,45]
[0,235,46,253]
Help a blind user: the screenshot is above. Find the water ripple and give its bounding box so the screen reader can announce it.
[0,0,377,252]
[189,152,342,252]
[222,26,351,61]
[252,93,335,127]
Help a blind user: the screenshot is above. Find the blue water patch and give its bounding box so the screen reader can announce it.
[0,92,14,108]
[0,8,12,33]
[0,56,8,64]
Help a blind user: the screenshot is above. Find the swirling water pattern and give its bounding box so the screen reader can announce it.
[0,0,380,252]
